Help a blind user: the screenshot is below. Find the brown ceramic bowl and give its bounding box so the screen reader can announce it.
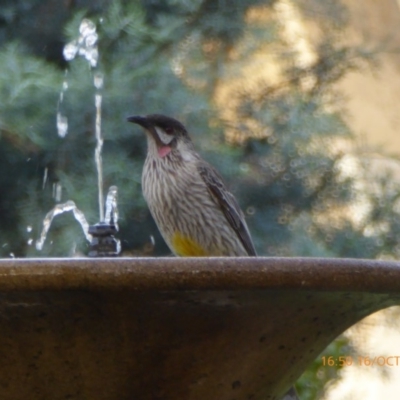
[0,257,400,400]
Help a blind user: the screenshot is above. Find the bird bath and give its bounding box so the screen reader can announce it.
[0,257,399,400]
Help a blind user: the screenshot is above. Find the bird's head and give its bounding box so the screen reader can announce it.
[127,114,193,159]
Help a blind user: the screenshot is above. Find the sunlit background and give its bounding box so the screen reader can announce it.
[1,0,400,398]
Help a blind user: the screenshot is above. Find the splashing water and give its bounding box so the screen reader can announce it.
[63,19,104,222]
[42,167,48,189]
[36,18,120,254]
[36,201,92,251]
[56,113,68,138]
[63,19,99,67]
[94,72,103,90]
[104,186,119,229]
[94,72,104,221]
[56,73,69,138]
[52,182,62,202]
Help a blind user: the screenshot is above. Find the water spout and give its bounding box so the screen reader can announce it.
[94,75,104,222]
[36,18,121,256]
[104,185,119,229]
[87,222,121,257]
[63,19,104,223]
[88,185,121,257]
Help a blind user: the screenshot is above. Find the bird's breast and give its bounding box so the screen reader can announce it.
[142,155,213,223]
[141,155,247,256]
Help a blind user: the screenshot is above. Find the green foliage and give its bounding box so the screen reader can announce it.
[230,65,354,254]
[0,43,60,146]
[296,336,352,400]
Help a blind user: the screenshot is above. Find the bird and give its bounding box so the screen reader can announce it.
[128,114,300,400]
[127,114,257,257]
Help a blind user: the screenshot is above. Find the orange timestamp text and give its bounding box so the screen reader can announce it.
[321,355,400,367]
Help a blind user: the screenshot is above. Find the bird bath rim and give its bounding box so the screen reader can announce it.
[0,256,399,293]
[0,256,399,400]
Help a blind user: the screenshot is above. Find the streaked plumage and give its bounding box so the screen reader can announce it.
[127,114,256,257]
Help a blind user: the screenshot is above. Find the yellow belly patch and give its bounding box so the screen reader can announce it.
[171,232,208,256]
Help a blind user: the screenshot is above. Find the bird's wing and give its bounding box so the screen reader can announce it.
[198,162,257,256]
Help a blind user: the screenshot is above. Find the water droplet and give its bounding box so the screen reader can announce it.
[42,167,48,189]
[94,72,104,90]
[56,112,68,138]
[86,48,99,67]
[95,93,102,108]
[78,47,86,57]
[26,226,32,233]
[63,41,78,61]
[79,19,96,37]
[64,19,98,67]
[53,183,62,202]
[85,33,98,48]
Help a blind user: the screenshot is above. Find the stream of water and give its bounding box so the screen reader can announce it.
[36,18,120,254]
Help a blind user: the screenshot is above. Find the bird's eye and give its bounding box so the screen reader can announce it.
[164,127,173,135]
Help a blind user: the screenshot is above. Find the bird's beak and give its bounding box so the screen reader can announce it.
[127,115,163,147]
[127,115,151,129]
